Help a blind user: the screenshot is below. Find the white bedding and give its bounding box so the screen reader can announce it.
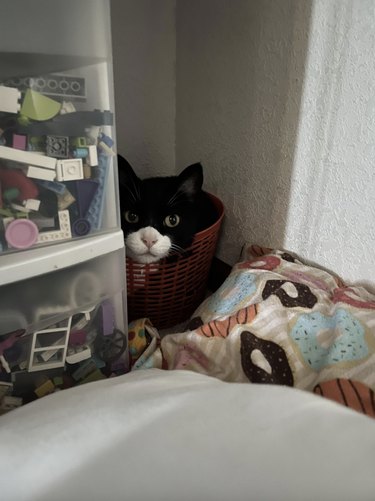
[1,369,375,501]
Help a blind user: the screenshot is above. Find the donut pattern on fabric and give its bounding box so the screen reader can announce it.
[186,316,204,331]
[202,272,257,317]
[196,304,257,338]
[245,244,273,259]
[281,252,296,263]
[237,255,281,272]
[333,287,375,310]
[240,331,294,386]
[262,280,317,308]
[313,379,375,418]
[282,270,330,293]
[172,343,211,371]
[290,309,368,371]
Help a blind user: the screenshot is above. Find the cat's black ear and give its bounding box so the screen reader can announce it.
[117,154,141,201]
[117,154,139,187]
[176,163,203,197]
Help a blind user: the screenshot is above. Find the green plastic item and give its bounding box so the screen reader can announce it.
[21,89,61,121]
[71,137,87,147]
[3,188,20,201]
[0,208,28,218]
[17,114,30,126]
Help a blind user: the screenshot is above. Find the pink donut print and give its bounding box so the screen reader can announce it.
[333,287,375,310]
[237,255,281,272]
[282,270,330,292]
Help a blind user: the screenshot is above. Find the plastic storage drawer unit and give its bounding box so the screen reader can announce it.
[0,1,128,413]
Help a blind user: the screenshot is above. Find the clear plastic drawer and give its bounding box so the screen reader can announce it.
[0,247,126,336]
[0,287,128,412]
[0,0,120,256]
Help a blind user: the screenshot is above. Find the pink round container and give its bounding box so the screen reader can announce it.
[5,219,39,249]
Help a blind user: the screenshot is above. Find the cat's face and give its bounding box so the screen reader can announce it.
[118,155,204,264]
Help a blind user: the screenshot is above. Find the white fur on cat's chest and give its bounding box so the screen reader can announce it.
[125,226,171,264]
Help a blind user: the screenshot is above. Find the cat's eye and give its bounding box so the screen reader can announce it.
[164,214,180,228]
[124,211,139,224]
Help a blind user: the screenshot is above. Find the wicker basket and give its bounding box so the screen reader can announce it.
[126,194,224,329]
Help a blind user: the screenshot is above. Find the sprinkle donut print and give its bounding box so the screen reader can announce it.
[202,272,257,317]
[290,309,368,371]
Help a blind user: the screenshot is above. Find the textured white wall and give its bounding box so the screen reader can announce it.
[110,0,176,177]
[283,0,375,291]
[176,0,312,261]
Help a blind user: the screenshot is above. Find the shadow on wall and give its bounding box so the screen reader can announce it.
[176,0,313,265]
[110,0,176,178]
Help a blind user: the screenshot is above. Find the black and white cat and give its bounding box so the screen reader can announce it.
[117,155,218,264]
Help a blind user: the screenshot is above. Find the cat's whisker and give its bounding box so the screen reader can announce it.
[134,181,141,201]
[125,188,138,203]
[170,244,185,254]
[129,180,141,202]
[124,180,140,203]
[167,190,185,207]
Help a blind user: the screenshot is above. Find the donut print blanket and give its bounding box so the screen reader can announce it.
[128,245,375,418]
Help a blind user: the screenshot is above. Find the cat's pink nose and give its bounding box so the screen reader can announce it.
[141,237,157,249]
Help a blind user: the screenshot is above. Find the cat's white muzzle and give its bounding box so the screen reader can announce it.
[125,226,171,264]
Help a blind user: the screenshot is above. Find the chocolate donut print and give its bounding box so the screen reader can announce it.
[262,280,317,308]
[240,331,294,386]
[314,379,375,418]
[187,316,204,331]
[281,252,296,263]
